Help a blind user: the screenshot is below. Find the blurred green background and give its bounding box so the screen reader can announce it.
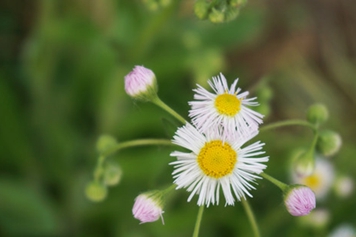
[1,0,355,236]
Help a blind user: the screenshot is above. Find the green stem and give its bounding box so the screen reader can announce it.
[152,96,186,124]
[241,199,260,237]
[162,184,176,196]
[94,155,105,181]
[310,130,319,149]
[192,205,205,237]
[259,119,317,132]
[261,172,288,191]
[102,139,173,157]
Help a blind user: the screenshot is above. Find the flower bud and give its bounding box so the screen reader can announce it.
[209,8,225,23]
[132,191,164,224]
[96,135,117,154]
[317,130,342,157]
[229,0,248,7]
[284,185,316,216]
[159,0,171,7]
[306,103,329,125]
[103,162,123,186]
[224,7,240,22]
[85,181,107,202]
[293,149,315,177]
[124,66,158,101]
[194,0,209,20]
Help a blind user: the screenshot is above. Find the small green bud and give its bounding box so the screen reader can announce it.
[229,0,247,7]
[292,149,315,177]
[209,7,225,23]
[96,135,117,154]
[142,0,159,11]
[317,130,342,157]
[307,103,329,125]
[224,7,240,22]
[159,0,171,7]
[104,162,123,186]
[85,181,107,202]
[194,0,210,20]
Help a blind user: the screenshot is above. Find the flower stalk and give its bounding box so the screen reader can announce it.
[192,205,205,237]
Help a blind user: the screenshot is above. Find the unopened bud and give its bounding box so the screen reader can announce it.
[96,135,117,155]
[194,0,209,20]
[85,181,107,202]
[306,103,329,125]
[224,7,240,22]
[124,66,158,101]
[159,0,171,7]
[293,149,315,177]
[133,191,165,224]
[209,8,225,23]
[317,130,342,157]
[104,162,123,186]
[229,0,248,7]
[284,185,316,216]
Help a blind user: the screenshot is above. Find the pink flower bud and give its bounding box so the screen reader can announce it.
[132,193,164,224]
[284,185,316,216]
[124,66,157,101]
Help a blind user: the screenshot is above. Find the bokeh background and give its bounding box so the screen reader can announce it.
[1,0,355,236]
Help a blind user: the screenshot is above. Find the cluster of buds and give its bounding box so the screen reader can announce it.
[194,0,247,23]
[85,135,123,202]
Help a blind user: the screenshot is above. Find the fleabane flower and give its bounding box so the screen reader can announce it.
[292,157,334,200]
[124,66,158,101]
[132,192,164,224]
[170,123,268,207]
[284,185,316,216]
[328,224,356,237]
[188,73,263,137]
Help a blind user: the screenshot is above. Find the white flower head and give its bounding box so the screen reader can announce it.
[188,73,263,137]
[328,224,356,237]
[292,157,334,200]
[170,123,268,207]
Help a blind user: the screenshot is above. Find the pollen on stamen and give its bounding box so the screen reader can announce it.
[214,94,242,117]
[197,140,237,178]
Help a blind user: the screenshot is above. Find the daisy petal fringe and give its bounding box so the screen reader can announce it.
[170,123,268,207]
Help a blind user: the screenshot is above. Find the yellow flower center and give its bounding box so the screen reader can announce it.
[214,93,241,117]
[304,174,321,191]
[197,140,237,178]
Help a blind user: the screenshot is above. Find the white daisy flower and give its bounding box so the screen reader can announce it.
[188,73,263,137]
[292,157,334,200]
[170,123,268,207]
